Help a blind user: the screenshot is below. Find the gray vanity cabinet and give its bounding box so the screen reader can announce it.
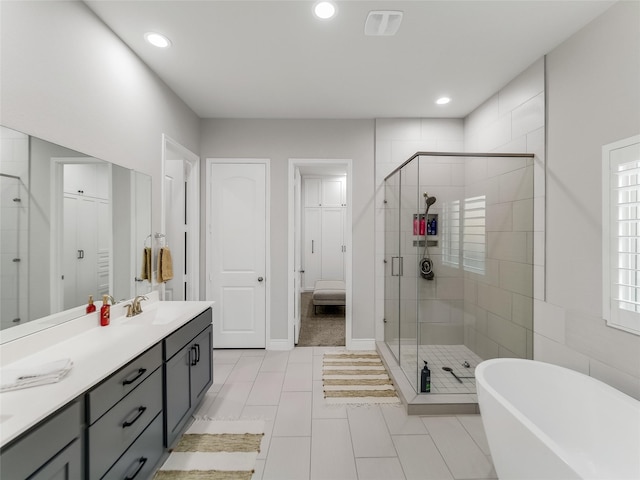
[0,401,82,480]
[86,344,163,480]
[164,308,213,448]
[0,304,214,480]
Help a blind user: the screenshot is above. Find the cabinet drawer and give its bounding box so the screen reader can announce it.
[164,308,212,360]
[31,438,81,480]
[0,401,81,480]
[102,413,163,480]
[87,343,162,424]
[88,368,162,480]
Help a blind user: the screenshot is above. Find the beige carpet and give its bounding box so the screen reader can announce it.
[297,292,345,347]
[154,420,264,480]
[322,351,401,405]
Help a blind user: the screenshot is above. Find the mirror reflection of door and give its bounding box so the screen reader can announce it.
[133,172,153,297]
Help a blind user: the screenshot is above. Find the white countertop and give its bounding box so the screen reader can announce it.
[0,298,214,446]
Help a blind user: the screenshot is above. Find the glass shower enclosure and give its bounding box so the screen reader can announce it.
[384,152,535,396]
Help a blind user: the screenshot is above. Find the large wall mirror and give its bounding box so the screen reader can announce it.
[0,126,152,341]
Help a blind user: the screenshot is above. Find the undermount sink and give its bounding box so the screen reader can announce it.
[118,303,187,326]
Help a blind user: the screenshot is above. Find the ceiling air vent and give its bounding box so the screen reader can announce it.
[364,10,403,36]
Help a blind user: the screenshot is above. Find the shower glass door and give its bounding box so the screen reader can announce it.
[399,160,419,388]
[384,171,400,362]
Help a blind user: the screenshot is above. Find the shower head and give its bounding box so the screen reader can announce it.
[424,193,437,207]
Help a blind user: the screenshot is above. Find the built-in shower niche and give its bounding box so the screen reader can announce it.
[412,213,438,248]
[383,151,535,414]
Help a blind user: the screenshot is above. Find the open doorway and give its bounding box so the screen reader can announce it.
[161,135,200,301]
[288,159,352,348]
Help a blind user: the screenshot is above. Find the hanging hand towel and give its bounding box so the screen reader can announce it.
[157,246,174,283]
[0,358,73,392]
[140,247,152,280]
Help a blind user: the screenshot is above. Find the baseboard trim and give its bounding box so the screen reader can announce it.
[347,338,376,350]
[268,339,292,351]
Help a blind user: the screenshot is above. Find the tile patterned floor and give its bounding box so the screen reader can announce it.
[197,347,496,480]
[395,344,484,394]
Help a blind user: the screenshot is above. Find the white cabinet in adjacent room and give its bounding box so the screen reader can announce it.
[62,163,110,309]
[304,176,346,207]
[320,207,345,280]
[302,176,346,290]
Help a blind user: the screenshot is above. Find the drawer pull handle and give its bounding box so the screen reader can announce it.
[122,406,147,428]
[194,343,200,363]
[122,368,147,386]
[124,457,147,480]
[190,346,197,366]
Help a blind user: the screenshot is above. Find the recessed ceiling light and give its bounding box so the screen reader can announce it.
[314,1,337,20]
[435,97,451,105]
[144,32,171,48]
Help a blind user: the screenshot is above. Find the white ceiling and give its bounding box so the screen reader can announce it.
[85,0,614,119]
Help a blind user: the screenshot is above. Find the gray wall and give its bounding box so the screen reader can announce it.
[0,0,200,233]
[199,119,375,342]
[539,1,640,398]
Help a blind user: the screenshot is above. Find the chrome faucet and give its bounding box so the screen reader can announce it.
[132,295,148,315]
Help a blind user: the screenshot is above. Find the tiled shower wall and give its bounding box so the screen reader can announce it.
[462,58,545,359]
[375,119,465,342]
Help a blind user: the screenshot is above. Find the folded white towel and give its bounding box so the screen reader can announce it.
[0,358,73,392]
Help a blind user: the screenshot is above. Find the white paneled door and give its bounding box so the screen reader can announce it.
[208,162,267,348]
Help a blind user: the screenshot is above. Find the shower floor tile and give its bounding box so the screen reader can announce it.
[390,343,483,394]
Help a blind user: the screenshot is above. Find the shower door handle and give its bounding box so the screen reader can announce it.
[391,256,403,276]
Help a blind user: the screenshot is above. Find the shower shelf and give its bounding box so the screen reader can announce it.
[413,240,438,247]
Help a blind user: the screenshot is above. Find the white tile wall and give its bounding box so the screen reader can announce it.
[511,93,545,139]
[499,261,533,297]
[460,58,543,363]
[375,117,465,346]
[565,310,640,379]
[533,333,590,374]
[533,299,566,343]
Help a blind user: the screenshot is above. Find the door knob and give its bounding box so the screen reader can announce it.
[258,277,264,282]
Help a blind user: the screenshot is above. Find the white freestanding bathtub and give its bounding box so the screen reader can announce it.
[476,358,640,479]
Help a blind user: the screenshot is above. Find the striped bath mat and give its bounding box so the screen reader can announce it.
[322,351,400,405]
[154,419,264,480]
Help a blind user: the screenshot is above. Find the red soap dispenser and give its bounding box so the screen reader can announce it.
[100,295,110,326]
[86,295,96,314]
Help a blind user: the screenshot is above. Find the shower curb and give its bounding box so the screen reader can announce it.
[376,341,480,415]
